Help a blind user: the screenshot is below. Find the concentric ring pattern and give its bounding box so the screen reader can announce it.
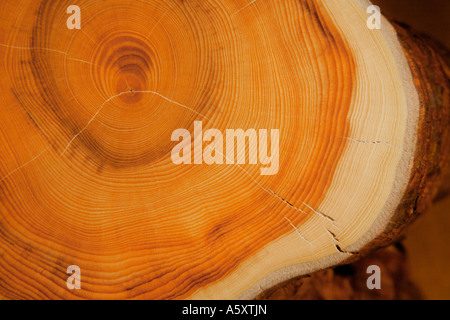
[0,0,355,299]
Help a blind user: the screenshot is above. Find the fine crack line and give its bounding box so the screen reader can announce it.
[60,90,210,156]
[184,142,314,221]
[232,0,258,16]
[302,202,336,223]
[267,190,339,228]
[67,57,97,66]
[344,137,403,152]
[284,217,312,245]
[124,77,132,92]
[203,148,316,219]
[0,44,97,67]
[60,92,127,155]
[264,189,337,225]
[137,90,210,121]
[0,147,51,182]
[0,43,67,55]
[145,12,168,40]
[269,191,308,214]
[79,29,96,45]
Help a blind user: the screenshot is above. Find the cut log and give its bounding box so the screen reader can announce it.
[0,0,448,299]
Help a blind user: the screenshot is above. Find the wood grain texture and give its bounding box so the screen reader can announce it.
[0,0,448,299]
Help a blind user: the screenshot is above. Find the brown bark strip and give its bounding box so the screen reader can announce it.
[363,23,450,253]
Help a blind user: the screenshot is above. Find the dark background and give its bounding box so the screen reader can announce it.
[373,0,450,48]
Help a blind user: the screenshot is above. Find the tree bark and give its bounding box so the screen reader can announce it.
[257,243,423,300]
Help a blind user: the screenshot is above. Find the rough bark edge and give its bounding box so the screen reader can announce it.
[255,23,450,300]
[257,243,423,300]
[355,22,450,254]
